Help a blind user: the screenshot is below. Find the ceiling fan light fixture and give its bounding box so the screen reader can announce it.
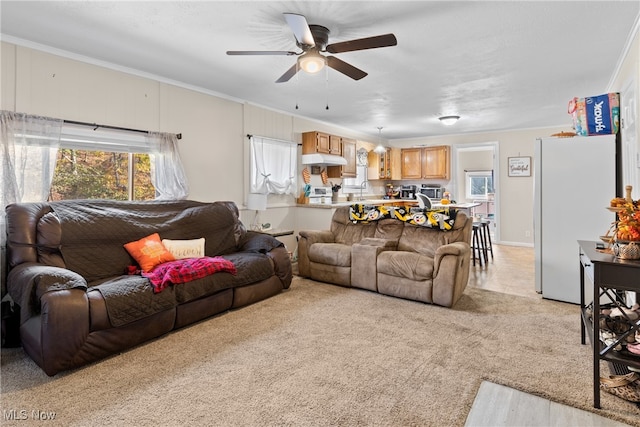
[298,51,326,74]
[439,115,460,126]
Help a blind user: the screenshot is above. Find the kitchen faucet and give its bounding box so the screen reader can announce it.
[359,180,369,201]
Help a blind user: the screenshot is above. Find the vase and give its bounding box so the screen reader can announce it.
[332,193,339,203]
[612,240,640,260]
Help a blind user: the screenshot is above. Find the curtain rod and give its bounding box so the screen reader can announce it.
[64,119,182,140]
[246,134,302,146]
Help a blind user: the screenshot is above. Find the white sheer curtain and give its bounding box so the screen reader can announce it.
[250,136,297,195]
[1,111,63,207]
[148,132,189,200]
[1,111,63,297]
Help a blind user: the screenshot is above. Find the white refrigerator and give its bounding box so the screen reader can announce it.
[534,135,617,304]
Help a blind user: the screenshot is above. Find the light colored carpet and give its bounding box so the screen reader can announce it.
[2,276,639,426]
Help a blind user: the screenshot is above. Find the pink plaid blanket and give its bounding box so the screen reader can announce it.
[142,256,236,293]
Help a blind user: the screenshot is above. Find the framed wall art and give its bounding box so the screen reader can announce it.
[508,156,531,177]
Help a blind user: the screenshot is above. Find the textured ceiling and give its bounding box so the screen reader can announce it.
[1,1,639,140]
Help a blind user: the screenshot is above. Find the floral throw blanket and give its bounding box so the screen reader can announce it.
[142,256,237,293]
[349,204,457,231]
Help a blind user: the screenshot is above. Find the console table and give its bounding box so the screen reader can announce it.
[578,240,640,408]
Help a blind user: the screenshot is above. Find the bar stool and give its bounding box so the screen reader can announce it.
[471,222,486,267]
[480,218,494,260]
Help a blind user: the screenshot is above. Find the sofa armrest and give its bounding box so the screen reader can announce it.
[239,232,292,289]
[298,230,335,244]
[36,288,90,376]
[239,231,284,253]
[432,242,471,307]
[297,230,336,277]
[7,263,87,325]
[266,246,293,289]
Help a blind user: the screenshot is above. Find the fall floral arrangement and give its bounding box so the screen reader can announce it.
[614,201,640,242]
[610,186,640,242]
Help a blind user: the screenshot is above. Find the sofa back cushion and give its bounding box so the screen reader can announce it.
[6,200,245,283]
[330,206,377,245]
[397,211,471,257]
[374,218,405,241]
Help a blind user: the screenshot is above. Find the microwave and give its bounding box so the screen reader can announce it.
[419,185,443,199]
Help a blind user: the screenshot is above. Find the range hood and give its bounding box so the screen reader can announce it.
[301,153,347,166]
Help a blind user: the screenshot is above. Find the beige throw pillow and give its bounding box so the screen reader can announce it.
[161,238,205,260]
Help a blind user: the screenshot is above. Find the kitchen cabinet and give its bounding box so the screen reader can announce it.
[327,137,356,178]
[422,145,450,180]
[368,148,401,180]
[401,145,450,180]
[329,135,341,155]
[302,131,341,155]
[401,148,422,179]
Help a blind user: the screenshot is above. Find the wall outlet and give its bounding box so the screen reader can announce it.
[525,230,531,237]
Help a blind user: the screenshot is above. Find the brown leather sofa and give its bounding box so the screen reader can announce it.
[298,206,471,308]
[5,199,292,376]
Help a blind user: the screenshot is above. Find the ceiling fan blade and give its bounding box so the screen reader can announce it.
[227,50,297,56]
[276,63,299,83]
[283,13,315,48]
[326,56,367,80]
[326,33,397,54]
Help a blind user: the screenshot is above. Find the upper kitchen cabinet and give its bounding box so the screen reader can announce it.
[422,145,450,180]
[302,131,340,155]
[400,148,422,179]
[401,146,450,180]
[368,148,401,180]
[327,137,357,178]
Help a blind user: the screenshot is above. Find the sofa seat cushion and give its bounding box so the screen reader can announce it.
[377,251,434,281]
[90,275,176,328]
[89,252,276,327]
[309,243,352,267]
[174,252,274,303]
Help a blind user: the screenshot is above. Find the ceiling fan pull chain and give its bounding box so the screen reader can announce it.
[325,66,330,110]
[295,62,300,110]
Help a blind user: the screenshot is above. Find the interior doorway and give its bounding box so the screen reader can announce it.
[452,142,500,242]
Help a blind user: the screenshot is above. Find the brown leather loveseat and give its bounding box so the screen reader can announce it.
[5,199,292,375]
[298,205,471,308]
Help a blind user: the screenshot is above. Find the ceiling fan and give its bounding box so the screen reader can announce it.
[227,13,397,83]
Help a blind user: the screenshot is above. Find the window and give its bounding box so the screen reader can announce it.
[47,124,156,201]
[249,136,297,195]
[48,123,186,201]
[465,170,494,200]
[50,150,154,201]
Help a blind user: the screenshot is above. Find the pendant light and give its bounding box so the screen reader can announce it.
[374,126,386,153]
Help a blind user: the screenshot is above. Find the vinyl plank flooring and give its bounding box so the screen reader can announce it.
[465,381,631,427]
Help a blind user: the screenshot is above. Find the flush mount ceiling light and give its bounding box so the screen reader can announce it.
[439,115,460,126]
[298,51,326,74]
[374,126,386,153]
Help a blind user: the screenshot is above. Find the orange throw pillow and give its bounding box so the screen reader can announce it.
[124,233,175,272]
